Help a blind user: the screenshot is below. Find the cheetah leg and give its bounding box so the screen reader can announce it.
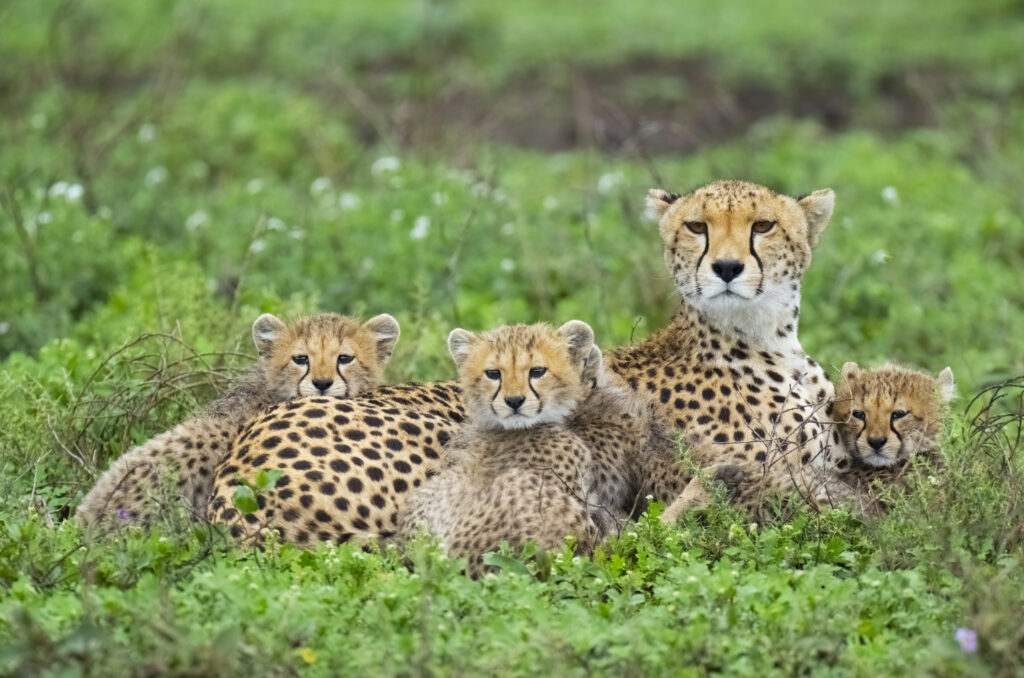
[659,465,746,524]
[660,477,711,524]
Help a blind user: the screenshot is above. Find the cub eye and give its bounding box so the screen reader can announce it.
[292,355,309,366]
[752,220,776,233]
[529,367,547,378]
[337,354,354,365]
[852,410,866,421]
[684,221,708,235]
[484,369,501,380]
[891,410,908,420]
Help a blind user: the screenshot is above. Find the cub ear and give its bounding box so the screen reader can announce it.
[362,314,401,364]
[798,188,835,248]
[645,188,680,221]
[580,344,604,388]
[252,313,286,357]
[447,329,478,370]
[936,366,956,403]
[557,319,595,365]
[840,361,860,382]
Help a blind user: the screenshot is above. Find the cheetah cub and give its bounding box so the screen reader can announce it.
[398,320,650,575]
[77,312,400,527]
[830,362,955,511]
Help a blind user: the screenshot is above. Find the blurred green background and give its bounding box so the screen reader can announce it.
[1,1,1023,675]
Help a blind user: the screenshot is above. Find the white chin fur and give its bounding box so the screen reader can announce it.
[486,400,576,430]
[298,382,349,398]
[855,444,899,467]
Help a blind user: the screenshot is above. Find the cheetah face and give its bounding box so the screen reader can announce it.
[834,362,954,467]
[646,180,834,322]
[252,312,400,402]
[447,320,600,430]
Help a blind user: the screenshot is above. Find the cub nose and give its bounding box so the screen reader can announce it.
[711,259,745,283]
[867,437,887,451]
[312,378,333,393]
[504,396,526,411]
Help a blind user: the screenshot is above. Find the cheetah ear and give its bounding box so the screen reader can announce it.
[557,320,595,366]
[252,313,286,357]
[580,344,604,387]
[645,188,680,221]
[798,188,835,248]
[447,329,478,370]
[936,367,956,403]
[362,314,401,364]
[840,361,860,382]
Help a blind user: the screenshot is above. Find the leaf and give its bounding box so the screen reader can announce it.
[255,468,286,492]
[481,552,532,577]
[232,485,259,515]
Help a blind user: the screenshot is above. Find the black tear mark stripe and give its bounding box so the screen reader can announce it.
[889,417,904,445]
[335,364,349,395]
[749,228,765,295]
[694,230,710,294]
[296,365,310,393]
[490,377,502,414]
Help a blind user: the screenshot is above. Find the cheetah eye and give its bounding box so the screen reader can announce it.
[684,221,707,235]
[752,220,776,234]
[852,410,866,421]
[484,369,501,380]
[891,410,908,420]
[337,354,354,365]
[292,355,309,365]
[529,367,547,378]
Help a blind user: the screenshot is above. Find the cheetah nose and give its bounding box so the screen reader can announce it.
[504,396,526,411]
[711,259,745,283]
[868,437,887,451]
[312,378,333,393]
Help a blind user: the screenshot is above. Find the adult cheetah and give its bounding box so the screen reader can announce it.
[605,180,845,519]
[77,312,400,527]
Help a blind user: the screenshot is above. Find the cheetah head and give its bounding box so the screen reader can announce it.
[646,180,834,335]
[447,320,602,430]
[253,312,400,401]
[833,362,954,467]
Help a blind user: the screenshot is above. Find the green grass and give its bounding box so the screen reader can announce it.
[1,0,1023,675]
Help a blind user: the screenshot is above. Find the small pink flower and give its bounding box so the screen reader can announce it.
[117,509,130,523]
[955,628,978,653]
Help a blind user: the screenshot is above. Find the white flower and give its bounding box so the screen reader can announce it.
[432,192,448,206]
[266,217,286,231]
[410,216,430,240]
[339,192,361,211]
[597,171,625,194]
[48,182,69,198]
[289,229,305,240]
[872,249,890,264]
[310,176,331,196]
[247,179,264,195]
[542,196,559,211]
[145,167,168,185]
[0,322,9,335]
[687,576,698,583]
[65,184,84,202]
[371,156,400,176]
[185,211,209,231]
[881,186,899,204]
[500,258,515,272]
[36,211,52,225]
[249,239,266,254]
[471,182,490,197]
[137,123,156,143]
